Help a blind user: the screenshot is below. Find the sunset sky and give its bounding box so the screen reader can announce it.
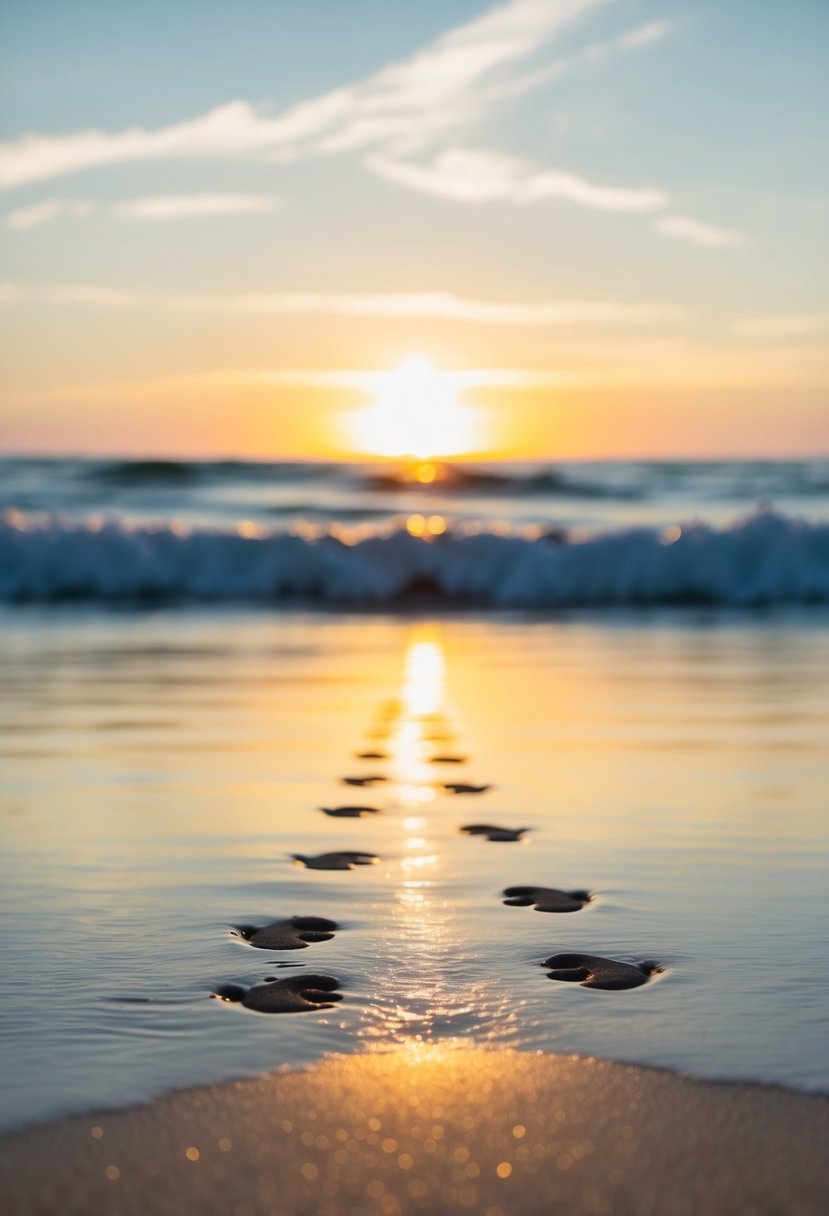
[1,0,827,459]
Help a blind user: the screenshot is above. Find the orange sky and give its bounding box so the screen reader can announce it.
[1,0,827,459]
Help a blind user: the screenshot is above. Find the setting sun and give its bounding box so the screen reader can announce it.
[345,357,484,459]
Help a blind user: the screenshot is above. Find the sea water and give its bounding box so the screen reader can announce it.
[0,460,827,1133]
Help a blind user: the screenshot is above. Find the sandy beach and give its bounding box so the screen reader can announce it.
[2,1046,827,1216]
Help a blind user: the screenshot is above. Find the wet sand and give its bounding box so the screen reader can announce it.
[1,1047,827,1216]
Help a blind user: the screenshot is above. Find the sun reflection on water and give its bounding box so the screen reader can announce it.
[387,637,447,806]
[358,629,517,1051]
[402,639,445,716]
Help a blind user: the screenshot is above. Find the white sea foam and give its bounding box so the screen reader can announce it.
[1,509,828,607]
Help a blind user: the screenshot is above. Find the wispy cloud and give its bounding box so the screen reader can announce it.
[618,19,673,51]
[0,282,25,302]
[172,289,680,326]
[112,194,280,221]
[0,3,746,261]
[20,336,829,414]
[476,16,673,102]
[0,0,612,192]
[6,197,94,229]
[369,154,746,250]
[0,281,680,326]
[0,3,738,253]
[41,284,144,307]
[733,313,829,339]
[656,214,748,248]
[5,193,278,228]
[6,198,63,229]
[366,147,667,211]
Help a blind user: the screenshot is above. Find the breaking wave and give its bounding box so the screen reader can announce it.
[1,510,828,608]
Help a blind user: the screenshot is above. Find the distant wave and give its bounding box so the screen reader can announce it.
[80,459,334,486]
[2,510,828,607]
[360,466,642,499]
[77,459,638,498]
[82,459,202,485]
[5,457,829,507]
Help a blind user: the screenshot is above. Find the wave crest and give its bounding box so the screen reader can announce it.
[1,510,827,607]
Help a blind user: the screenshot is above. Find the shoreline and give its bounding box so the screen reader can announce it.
[2,1046,827,1215]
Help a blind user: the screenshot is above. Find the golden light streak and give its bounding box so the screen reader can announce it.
[401,639,445,718]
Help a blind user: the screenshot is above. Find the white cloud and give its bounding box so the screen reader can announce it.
[0,0,613,192]
[366,146,667,211]
[6,197,94,229]
[113,193,280,221]
[733,313,829,339]
[0,102,277,192]
[0,3,723,251]
[656,213,748,248]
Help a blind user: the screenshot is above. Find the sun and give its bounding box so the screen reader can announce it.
[345,356,483,459]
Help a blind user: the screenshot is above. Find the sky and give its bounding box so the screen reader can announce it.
[0,0,827,460]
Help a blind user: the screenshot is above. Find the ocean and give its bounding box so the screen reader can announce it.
[2,457,829,606]
[1,457,827,1133]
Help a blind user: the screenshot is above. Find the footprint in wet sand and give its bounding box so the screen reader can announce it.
[430,754,468,765]
[321,804,380,818]
[503,885,592,912]
[293,851,378,870]
[355,750,388,761]
[214,974,342,1013]
[443,782,491,795]
[341,775,388,787]
[461,824,529,843]
[234,915,338,950]
[542,953,664,990]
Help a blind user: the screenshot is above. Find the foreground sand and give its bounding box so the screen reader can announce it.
[1,1047,827,1216]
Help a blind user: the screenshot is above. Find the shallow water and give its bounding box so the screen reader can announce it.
[1,607,828,1133]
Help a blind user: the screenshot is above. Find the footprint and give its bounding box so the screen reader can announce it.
[214,974,342,1013]
[292,851,378,870]
[430,754,468,765]
[341,775,388,787]
[542,953,664,990]
[443,782,491,795]
[462,824,528,842]
[503,886,592,912]
[234,915,338,950]
[355,750,388,761]
[321,805,380,818]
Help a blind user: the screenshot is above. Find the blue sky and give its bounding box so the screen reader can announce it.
[0,0,827,457]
